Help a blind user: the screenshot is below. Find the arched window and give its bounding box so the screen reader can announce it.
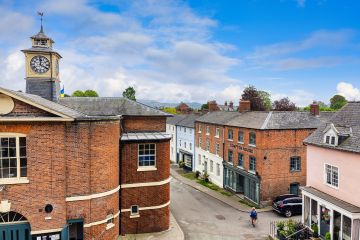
[0,211,28,223]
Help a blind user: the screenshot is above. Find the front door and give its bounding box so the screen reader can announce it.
[0,222,31,240]
[237,174,244,193]
[68,220,84,240]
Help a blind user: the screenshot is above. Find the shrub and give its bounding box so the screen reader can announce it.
[195,171,201,178]
[203,171,210,182]
[325,232,331,240]
[311,223,319,237]
[276,221,285,231]
[178,160,185,168]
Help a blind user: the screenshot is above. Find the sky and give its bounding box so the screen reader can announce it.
[0,0,360,106]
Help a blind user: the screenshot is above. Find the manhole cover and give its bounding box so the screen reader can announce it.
[215,214,226,220]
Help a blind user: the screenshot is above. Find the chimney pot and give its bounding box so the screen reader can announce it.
[310,101,320,116]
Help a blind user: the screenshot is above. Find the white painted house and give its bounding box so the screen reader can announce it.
[166,115,186,162]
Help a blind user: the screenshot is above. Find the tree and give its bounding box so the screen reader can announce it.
[258,90,272,110]
[241,86,266,111]
[201,103,208,111]
[330,94,347,110]
[71,90,99,97]
[162,107,177,115]
[273,97,296,111]
[123,87,136,101]
[84,89,99,97]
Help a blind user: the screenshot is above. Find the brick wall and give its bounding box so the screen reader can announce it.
[8,98,55,117]
[120,140,170,234]
[122,116,166,132]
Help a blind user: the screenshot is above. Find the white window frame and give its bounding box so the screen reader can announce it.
[198,154,201,165]
[324,163,339,189]
[216,163,220,176]
[249,132,256,147]
[210,160,213,172]
[130,205,140,218]
[0,133,29,185]
[137,143,157,171]
[206,126,210,135]
[206,139,210,151]
[199,137,202,149]
[215,128,220,138]
[215,143,220,156]
[238,130,244,144]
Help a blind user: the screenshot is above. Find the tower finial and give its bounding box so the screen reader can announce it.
[37,11,44,33]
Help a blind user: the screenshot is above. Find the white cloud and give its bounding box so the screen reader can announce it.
[336,82,360,100]
[296,0,306,8]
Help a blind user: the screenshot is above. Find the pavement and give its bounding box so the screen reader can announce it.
[170,164,272,213]
[119,212,184,240]
[170,175,300,240]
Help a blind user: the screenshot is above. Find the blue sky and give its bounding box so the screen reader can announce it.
[0,0,359,106]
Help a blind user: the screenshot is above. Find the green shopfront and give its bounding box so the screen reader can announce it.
[223,162,260,205]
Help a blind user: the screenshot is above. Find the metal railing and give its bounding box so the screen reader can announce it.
[269,221,314,240]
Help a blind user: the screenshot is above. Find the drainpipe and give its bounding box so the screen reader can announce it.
[119,116,124,236]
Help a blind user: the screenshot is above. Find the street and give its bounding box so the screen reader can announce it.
[170,177,299,240]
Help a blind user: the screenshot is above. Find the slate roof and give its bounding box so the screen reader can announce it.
[59,97,170,117]
[196,111,241,125]
[302,186,360,213]
[304,102,360,153]
[121,132,171,141]
[196,110,333,130]
[1,87,170,121]
[166,114,187,125]
[176,114,200,128]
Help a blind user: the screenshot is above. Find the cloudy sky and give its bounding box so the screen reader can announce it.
[0,0,360,106]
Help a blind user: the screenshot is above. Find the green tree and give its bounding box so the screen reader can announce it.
[72,90,85,97]
[162,107,177,115]
[71,90,99,97]
[241,85,266,111]
[201,103,209,111]
[330,94,347,110]
[84,89,99,97]
[258,90,272,110]
[123,87,136,101]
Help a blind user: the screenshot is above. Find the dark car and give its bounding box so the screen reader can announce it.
[272,194,302,217]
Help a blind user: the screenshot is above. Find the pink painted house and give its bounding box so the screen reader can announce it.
[303,102,360,240]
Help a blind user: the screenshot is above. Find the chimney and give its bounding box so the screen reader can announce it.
[238,99,251,112]
[208,100,219,112]
[229,101,234,109]
[310,101,320,116]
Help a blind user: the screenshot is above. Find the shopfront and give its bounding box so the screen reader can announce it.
[302,187,360,240]
[223,163,260,205]
[180,150,193,171]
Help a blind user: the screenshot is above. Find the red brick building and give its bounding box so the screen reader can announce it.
[0,27,170,239]
[195,100,333,206]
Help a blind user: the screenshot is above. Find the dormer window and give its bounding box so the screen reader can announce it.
[323,124,339,146]
[324,134,337,146]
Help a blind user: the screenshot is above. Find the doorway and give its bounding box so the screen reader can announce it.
[0,212,30,240]
[68,219,84,240]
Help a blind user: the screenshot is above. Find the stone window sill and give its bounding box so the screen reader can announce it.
[248,144,256,148]
[106,223,115,230]
[0,178,29,185]
[137,167,157,172]
[248,170,256,175]
[130,214,140,218]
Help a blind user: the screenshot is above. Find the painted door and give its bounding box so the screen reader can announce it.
[0,222,30,240]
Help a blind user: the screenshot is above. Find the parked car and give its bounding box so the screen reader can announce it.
[272,194,302,217]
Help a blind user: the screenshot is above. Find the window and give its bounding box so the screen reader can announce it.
[325,135,330,144]
[190,129,192,134]
[138,144,156,167]
[206,126,210,135]
[215,128,220,137]
[215,143,220,156]
[199,125,202,133]
[228,150,233,164]
[216,163,220,176]
[249,132,256,146]
[131,205,139,216]
[210,160,213,172]
[325,164,338,187]
[331,136,335,145]
[184,142,187,148]
[324,134,337,146]
[184,127,186,133]
[206,139,210,151]
[238,131,244,143]
[249,156,256,172]
[198,154,201,165]
[228,129,233,140]
[290,156,301,172]
[0,136,27,181]
[179,140,182,147]
[190,143,192,150]
[238,153,243,168]
[199,137,202,148]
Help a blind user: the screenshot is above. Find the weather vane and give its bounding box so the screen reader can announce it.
[37,11,44,32]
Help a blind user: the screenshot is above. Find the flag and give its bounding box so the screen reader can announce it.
[60,86,65,97]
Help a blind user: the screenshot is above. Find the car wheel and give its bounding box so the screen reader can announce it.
[285,209,292,217]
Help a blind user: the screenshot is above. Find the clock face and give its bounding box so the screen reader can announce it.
[30,55,50,73]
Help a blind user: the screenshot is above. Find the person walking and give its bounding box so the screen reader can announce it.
[250,207,258,227]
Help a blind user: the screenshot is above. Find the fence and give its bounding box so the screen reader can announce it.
[269,220,314,240]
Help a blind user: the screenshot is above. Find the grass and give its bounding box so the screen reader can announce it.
[180,172,233,197]
[239,198,259,208]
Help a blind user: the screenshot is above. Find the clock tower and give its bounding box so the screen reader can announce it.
[22,21,62,102]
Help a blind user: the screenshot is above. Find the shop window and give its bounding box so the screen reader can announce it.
[342,215,352,240]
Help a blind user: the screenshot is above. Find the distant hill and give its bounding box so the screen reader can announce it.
[139,100,202,109]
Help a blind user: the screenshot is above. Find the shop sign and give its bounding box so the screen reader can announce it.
[230,143,255,154]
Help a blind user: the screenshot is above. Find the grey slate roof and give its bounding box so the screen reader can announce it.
[121,132,171,141]
[196,111,241,125]
[196,110,333,129]
[166,114,187,125]
[0,88,85,119]
[304,102,360,153]
[59,97,170,117]
[176,114,200,128]
[302,186,360,213]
